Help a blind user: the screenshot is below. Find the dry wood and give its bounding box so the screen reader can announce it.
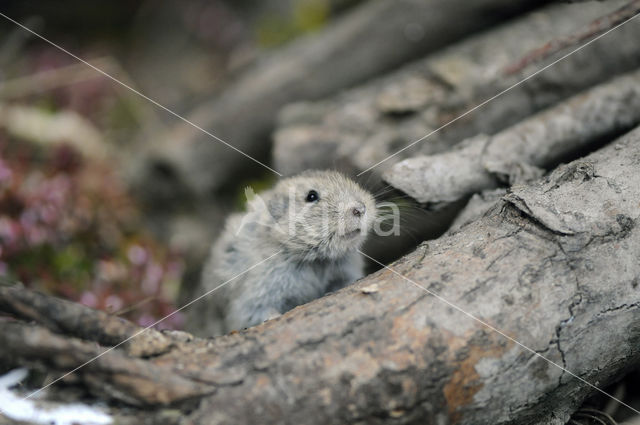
[504,0,640,75]
[3,126,640,424]
[0,321,213,406]
[0,284,171,357]
[447,188,507,234]
[134,0,543,197]
[272,0,640,178]
[382,68,640,206]
[179,126,640,424]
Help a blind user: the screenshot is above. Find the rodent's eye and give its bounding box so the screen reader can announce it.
[305,190,319,203]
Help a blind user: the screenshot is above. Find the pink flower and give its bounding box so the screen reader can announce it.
[79,291,98,308]
[105,294,124,313]
[141,262,163,295]
[127,244,148,266]
[137,313,155,328]
[0,158,12,186]
[24,225,47,246]
[0,218,19,245]
[39,204,60,224]
[19,209,38,228]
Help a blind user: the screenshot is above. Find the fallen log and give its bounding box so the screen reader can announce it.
[3,125,640,424]
[504,0,640,75]
[134,0,544,197]
[0,321,213,406]
[447,188,507,234]
[383,67,640,206]
[0,284,172,357]
[272,0,640,177]
[179,125,640,424]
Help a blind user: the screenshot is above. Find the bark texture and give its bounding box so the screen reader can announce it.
[0,284,172,357]
[0,321,213,406]
[3,126,640,424]
[383,68,640,206]
[272,0,640,178]
[182,127,640,424]
[447,188,507,234]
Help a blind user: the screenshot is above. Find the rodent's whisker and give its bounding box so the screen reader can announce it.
[372,187,399,200]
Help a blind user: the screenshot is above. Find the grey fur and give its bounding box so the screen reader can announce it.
[192,170,376,336]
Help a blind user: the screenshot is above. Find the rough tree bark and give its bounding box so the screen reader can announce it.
[0,285,172,357]
[2,126,640,424]
[383,67,640,206]
[0,321,213,406]
[272,0,640,178]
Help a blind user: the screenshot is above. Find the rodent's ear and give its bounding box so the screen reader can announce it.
[267,196,289,221]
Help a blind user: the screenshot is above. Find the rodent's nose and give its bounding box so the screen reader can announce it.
[352,203,366,217]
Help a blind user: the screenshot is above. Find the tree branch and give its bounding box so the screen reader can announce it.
[504,0,640,75]
[4,125,640,423]
[382,68,640,206]
[134,0,542,197]
[0,321,213,405]
[272,1,640,178]
[0,284,171,357]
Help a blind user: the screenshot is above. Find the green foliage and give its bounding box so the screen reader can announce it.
[257,0,330,47]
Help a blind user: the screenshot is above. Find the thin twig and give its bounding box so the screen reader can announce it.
[504,0,640,75]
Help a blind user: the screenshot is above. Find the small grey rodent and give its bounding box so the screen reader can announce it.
[193,170,376,335]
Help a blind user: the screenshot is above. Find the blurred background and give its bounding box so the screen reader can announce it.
[2,0,500,329]
[2,1,640,422]
[0,0,368,329]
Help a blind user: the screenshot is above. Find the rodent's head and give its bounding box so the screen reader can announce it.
[266,170,376,260]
